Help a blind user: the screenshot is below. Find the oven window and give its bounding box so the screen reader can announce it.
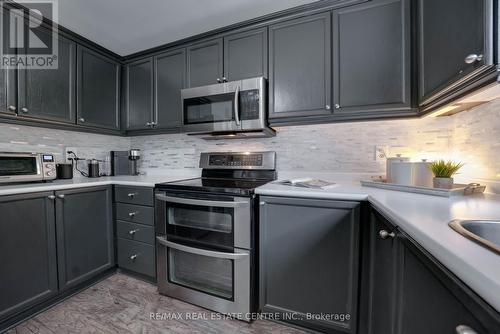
[168,203,233,234]
[168,248,233,300]
[184,93,235,125]
[0,157,38,176]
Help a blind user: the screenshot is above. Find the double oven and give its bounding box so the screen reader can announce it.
[154,151,276,321]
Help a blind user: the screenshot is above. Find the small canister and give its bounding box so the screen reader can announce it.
[413,160,433,188]
[87,159,100,178]
[391,161,414,185]
[56,163,73,179]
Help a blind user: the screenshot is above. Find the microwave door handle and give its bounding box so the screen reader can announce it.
[156,236,248,260]
[234,85,240,126]
[156,194,248,208]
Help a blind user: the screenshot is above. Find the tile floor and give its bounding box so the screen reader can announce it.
[7,273,307,334]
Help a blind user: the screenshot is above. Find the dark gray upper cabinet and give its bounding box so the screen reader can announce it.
[17,28,76,123]
[418,0,493,106]
[260,196,360,333]
[77,46,120,130]
[154,49,185,129]
[186,38,223,87]
[0,9,16,116]
[0,192,58,322]
[55,186,114,291]
[332,0,413,117]
[223,27,268,81]
[268,12,332,120]
[125,58,154,130]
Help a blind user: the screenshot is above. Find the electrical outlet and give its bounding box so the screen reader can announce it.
[375,145,389,162]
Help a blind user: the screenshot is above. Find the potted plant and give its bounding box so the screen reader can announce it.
[429,160,464,189]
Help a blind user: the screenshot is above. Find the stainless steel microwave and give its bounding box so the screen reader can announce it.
[181,77,275,139]
[0,152,57,183]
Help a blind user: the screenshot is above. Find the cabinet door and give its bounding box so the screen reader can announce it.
[223,27,268,81]
[418,0,493,105]
[17,28,76,123]
[359,210,401,334]
[269,13,332,120]
[0,192,58,321]
[125,58,154,130]
[0,9,16,116]
[77,46,120,130]
[154,48,185,129]
[398,233,500,334]
[55,186,114,290]
[186,38,223,87]
[260,196,360,333]
[332,0,412,117]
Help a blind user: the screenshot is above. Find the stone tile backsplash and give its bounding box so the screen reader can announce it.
[1,98,499,181]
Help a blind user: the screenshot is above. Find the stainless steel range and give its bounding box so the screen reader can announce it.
[154,151,276,321]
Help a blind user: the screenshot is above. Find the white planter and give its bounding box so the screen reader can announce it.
[433,177,454,189]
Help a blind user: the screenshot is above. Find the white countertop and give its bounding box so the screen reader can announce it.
[1,171,500,314]
[256,178,500,313]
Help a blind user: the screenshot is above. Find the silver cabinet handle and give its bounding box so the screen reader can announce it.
[334,104,341,109]
[78,118,85,123]
[216,78,222,83]
[156,194,249,208]
[157,236,249,260]
[150,121,157,127]
[146,122,151,127]
[129,229,139,235]
[20,107,28,113]
[379,230,395,239]
[222,77,228,82]
[127,192,138,198]
[8,105,16,111]
[234,85,240,126]
[48,195,56,200]
[57,194,65,199]
[464,54,483,64]
[456,325,478,334]
[130,254,138,261]
[128,211,138,217]
[325,105,331,110]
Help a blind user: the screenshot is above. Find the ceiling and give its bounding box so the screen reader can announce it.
[45,0,318,56]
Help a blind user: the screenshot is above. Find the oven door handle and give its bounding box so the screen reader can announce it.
[156,236,249,260]
[156,194,248,208]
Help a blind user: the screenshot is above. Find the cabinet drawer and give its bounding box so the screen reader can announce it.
[115,186,153,206]
[117,238,155,277]
[117,221,155,245]
[116,203,154,225]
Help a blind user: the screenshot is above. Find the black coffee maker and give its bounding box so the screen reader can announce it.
[110,150,141,176]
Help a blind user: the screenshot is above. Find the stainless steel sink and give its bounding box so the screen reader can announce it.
[449,220,500,254]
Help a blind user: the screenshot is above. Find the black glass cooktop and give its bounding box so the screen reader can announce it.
[156,177,272,196]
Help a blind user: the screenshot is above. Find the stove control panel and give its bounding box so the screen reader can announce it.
[200,151,276,170]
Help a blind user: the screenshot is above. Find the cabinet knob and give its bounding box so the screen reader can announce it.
[48,195,56,200]
[128,211,138,217]
[57,194,65,199]
[130,254,138,261]
[150,121,157,127]
[129,229,139,235]
[325,104,331,110]
[127,192,137,198]
[146,122,151,127]
[456,325,478,334]
[379,230,395,239]
[20,107,28,113]
[464,54,483,64]
[8,105,16,111]
[79,118,85,123]
[216,78,222,83]
[334,104,341,109]
[222,77,228,83]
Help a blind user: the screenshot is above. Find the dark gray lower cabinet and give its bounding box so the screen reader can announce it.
[0,192,58,322]
[259,196,360,333]
[77,46,121,130]
[363,209,500,334]
[332,0,414,118]
[55,186,114,290]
